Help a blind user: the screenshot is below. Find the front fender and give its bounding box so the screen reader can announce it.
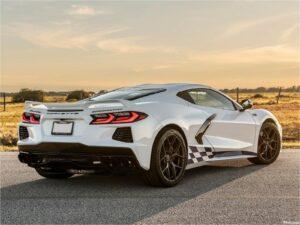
[250,109,282,137]
[249,109,282,151]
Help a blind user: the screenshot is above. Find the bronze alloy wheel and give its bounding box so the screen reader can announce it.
[159,132,186,182]
[141,128,187,187]
[249,122,281,164]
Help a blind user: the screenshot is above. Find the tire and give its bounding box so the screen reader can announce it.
[141,128,187,187]
[248,122,281,164]
[35,167,73,179]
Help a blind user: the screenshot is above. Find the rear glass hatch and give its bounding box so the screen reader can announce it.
[89,88,166,102]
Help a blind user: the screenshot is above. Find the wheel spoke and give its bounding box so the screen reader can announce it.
[172,143,180,152]
[172,153,184,159]
[269,130,275,139]
[167,137,173,148]
[258,124,280,162]
[166,165,171,179]
[260,144,268,159]
[258,141,264,150]
[268,145,275,157]
[160,155,167,162]
[170,136,177,145]
[265,127,270,139]
[159,133,186,181]
[162,165,167,172]
[171,161,182,169]
[170,162,177,178]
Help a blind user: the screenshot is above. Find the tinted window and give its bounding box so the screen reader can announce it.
[90,88,165,101]
[178,89,236,110]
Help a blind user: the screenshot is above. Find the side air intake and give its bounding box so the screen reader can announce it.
[112,127,133,143]
[19,126,29,140]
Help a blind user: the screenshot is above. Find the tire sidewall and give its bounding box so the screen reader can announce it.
[152,129,187,187]
[257,122,281,164]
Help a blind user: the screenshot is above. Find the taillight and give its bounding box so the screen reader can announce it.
[22,112,41,124]
[90,111,147,125]
[22,112,31,123]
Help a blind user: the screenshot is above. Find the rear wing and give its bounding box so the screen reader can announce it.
[86,99,133,107]
[24,101,45,110]
[24,99,134,111]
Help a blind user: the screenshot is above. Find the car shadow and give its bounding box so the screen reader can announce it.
[1,159,266,224]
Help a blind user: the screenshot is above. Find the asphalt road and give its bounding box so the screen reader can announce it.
[1,150,299,225]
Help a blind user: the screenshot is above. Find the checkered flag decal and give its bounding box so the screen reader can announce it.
[188,146,214,164]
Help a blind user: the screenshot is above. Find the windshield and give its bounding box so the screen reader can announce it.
[90,88,166,101]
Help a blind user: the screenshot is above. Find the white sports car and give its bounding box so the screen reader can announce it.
[18,83,282,187]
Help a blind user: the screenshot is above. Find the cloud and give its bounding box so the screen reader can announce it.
[188,45,300,64]
[280,24,299,42]
[68,5,111,16]
[5,22,177,54]
[96,38,150,53]
[96,38,178,54]
[221,13,298,38]
[5,23,128,50]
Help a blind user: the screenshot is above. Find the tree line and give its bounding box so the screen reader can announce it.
[3,85,300,103]
[221,86,300,93]
[8,89,106,103]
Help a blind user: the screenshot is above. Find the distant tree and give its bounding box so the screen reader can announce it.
[66,90,90,101]
[252,93,264,98]
[88,91,96,96]
[94,90,107,96]
[256,87,266,92]
[12,88,44,103]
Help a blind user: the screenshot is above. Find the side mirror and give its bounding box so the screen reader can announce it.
[240,99,253,111]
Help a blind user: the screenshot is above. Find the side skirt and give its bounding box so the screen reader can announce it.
[186,145,257,170]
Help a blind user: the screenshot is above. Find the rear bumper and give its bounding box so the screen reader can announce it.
[18,117,159,170]
[18,143,141,171]
[19,142,134,155]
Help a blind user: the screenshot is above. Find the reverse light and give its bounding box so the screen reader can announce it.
[22,112,41,124]
[90,111,147,125]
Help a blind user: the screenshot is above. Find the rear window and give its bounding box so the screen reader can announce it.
[90,88,166,101]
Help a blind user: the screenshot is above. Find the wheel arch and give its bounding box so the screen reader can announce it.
[263,118,277,126]
[260,116,282,138]
[251,109,282,138]
[253,114,283,153]
[153,124,188,148]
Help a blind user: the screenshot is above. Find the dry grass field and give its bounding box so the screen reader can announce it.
[0,96,67,151]
[1,93,299,151]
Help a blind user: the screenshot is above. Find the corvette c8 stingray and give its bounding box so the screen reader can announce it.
[18,83,282,187]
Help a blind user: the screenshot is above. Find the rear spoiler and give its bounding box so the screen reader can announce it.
[24,101,44,110]
[86,99,134,107]
[24,99,133,110]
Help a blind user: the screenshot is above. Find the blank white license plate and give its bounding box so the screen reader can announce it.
[52,121,74,135]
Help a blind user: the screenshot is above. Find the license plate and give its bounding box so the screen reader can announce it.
[51,121,74,135]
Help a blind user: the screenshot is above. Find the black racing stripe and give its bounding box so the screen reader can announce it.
[213,151,257,157]
[241,151,257,156]
[195,114,217,144]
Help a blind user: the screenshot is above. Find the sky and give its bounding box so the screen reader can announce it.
[1,0,299,92]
